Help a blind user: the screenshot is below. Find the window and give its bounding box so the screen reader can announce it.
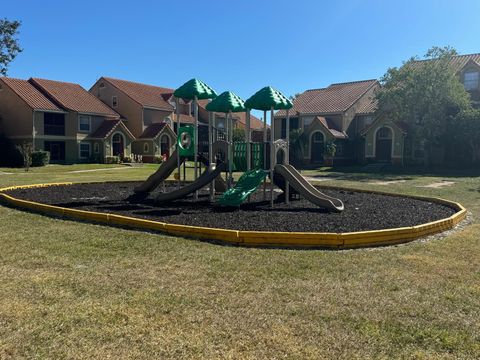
[143,143,149,153]
[79,143,91,159]
[93,142,100,154]
[44,112,65,136]
[313,131,324,143]
[112,96,118,108]
[99,82,105,89]
[464,71,479,91]
[377,127,392,139]
[336,142,344,156]
[78,115,91,132]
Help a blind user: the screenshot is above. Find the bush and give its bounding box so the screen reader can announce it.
[153,155,163,164]
[31,151,50,167]
[105,156,120,164]
[0,134,23,167]
[122,156,132,163]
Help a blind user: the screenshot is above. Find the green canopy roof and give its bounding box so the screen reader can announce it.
[205,91,246,113]
[244,86,293,111]
[173,78,217,100]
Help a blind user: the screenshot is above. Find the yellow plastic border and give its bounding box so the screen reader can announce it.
[0,182,467,249]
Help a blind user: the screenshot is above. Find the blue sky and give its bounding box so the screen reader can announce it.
[3,0,480,102]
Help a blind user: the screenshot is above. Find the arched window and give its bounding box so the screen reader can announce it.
[143,142,149,153]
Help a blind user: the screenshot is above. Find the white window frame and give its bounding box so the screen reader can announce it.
[93,142,100,154]
[79,142,91,159]
[112,96,118,108]
[464,71,479,91]
[78,115,91,133]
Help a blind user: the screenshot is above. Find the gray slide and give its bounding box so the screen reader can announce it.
[156,162,228,202]
[134,149,184,194]
[274,164,344,212]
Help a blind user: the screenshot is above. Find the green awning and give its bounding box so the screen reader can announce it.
[205,91,246,113]
[173,78,217,100]
[244,86,293,111]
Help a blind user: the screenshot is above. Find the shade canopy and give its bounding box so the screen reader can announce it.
[244,86,293,111]
[205,91,246,113]
[173,78,217,100]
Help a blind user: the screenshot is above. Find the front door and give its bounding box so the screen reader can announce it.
[44,141,65,162]
[112,133,124,158]
[311,131,324,163]
[375,127,392,162]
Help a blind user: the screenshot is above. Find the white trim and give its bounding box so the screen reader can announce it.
[373,125,395,161]
[143,142,150,154]
[78,114,92,133]
[79,142,91,159]
[93,142,100,154]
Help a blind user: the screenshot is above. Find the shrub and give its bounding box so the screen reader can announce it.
[122,156,132,163]
[105,156,120,164]
[31,151,50,167]
[89,154,102,164]
[153,155,163,164]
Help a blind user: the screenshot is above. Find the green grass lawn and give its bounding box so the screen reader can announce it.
[0,164,479,359]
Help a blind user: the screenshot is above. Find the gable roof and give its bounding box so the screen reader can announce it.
[98,77,174,111]
[29,78,119,117]
[0,77,62,112]
[139,122,177,140]
[307,116,348,139]
[276,79,378,117]
[88,119,135,140]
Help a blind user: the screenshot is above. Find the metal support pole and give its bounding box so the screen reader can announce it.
[270,107,275,208]
[246,109,251,171]
[208,111,214,201]
[263,110,267,200]
[193,95,199,199]
[227,111,233,188]
[176,97,181,189]
[285,109,290,204]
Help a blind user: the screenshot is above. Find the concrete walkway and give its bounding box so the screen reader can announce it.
[68,167,132,174]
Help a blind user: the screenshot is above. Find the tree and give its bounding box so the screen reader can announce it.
[0,18,22,76]
[376,46,472,165]
[16,141,33,172]
[450,108,480,164]
[289,129,306,166]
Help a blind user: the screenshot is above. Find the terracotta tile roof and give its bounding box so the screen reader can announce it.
[412,53,480,73]
[139,122,168,139]
[196,99,266,129]
[88,119,134,139]
[100,77,174,111]
[29,78,119,117]
[0,77,62,112]
[356,97,378,115]
[177,114,195,124]
[276,79,378,117]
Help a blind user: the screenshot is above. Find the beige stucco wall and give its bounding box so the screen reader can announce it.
[0,81,34,137]
[364,120,404,160]
[90,79,144,137]
[143,108,172,129]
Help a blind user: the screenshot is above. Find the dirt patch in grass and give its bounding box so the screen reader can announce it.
[5,182,456,233]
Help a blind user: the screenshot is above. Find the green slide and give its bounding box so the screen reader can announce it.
[218,168,268,207]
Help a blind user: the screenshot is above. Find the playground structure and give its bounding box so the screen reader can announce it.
[134,78,344,212]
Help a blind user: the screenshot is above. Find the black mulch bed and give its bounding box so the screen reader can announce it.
[4,182,456,233]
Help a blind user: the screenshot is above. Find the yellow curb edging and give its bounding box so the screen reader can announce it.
[0,182,468,249]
